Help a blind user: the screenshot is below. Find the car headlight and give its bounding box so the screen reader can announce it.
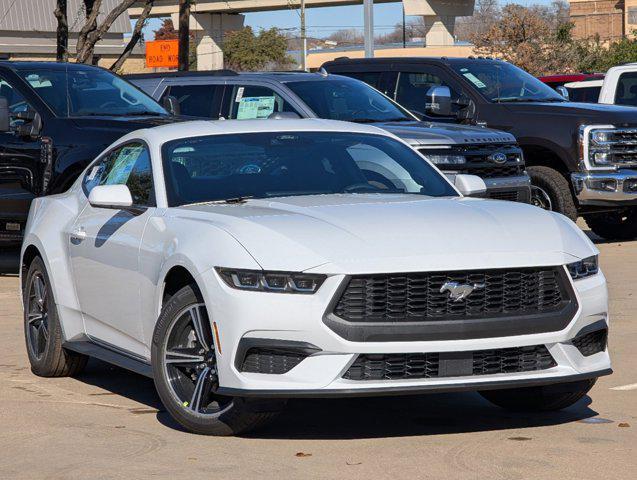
[424,154,466,165]
[215,268,326,294]
[567,255,599,280]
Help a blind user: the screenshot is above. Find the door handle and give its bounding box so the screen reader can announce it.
[70,226,86,243]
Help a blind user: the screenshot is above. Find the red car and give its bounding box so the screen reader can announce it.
[539,73,605,89]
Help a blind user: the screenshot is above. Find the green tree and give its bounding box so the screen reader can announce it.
[223,27,293,71]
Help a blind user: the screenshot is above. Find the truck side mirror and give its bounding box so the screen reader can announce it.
[0,97,9,132]
[16,111,42,139]
[425,86,453,117]
[162,95,180,116]
[556,86,570,100]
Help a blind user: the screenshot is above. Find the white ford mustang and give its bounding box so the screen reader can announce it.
[21,119,611,435]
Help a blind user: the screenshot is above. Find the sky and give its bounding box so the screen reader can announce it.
[142,0,556,40]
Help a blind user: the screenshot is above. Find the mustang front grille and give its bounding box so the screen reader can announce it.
[333,267,569,323]
[343,345,556,381]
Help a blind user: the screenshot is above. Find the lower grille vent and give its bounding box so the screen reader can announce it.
[572,329,607,357]
[343,345,556,381]
[241,348,307,374]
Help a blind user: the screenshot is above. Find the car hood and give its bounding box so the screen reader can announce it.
[177,194,597,274]
[502,101,637,125]
[372,121,516,146]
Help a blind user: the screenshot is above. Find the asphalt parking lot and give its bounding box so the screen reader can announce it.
[0,223,635,480]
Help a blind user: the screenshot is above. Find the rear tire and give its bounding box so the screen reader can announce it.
[584,208,637,240]
[527,166,578,221]
[151,284,282,436]
[23,256,88,377]
[479,379,596,412]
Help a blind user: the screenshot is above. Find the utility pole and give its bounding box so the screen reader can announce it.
[402,5,406,48]
[178,0,190,71]
[300,0,307,71]
[363,0,374,58]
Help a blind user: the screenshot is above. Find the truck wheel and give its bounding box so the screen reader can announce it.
[23,256,88,377]
[152,284,283,435]
[527,166,578,221]
[584,208,637,240]
[480,379,596,411]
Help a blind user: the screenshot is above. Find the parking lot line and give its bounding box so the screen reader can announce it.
[610,383,637,391]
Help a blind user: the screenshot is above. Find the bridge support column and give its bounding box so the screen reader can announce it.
[422,15,456,46]
[404,0,474,46]
[171,12,245,70]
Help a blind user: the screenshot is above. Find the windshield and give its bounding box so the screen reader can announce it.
[162,131,456,206]
[285,78,414,123]
[449,61,566,103]
[17,68,168,117]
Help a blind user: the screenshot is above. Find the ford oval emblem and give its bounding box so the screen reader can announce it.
[488,152,508,164]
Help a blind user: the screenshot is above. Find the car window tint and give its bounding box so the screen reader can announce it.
[164,84,219,117]
[395,72,459,116]
[615,72,637,106]
[83,142,154,206]
[567,86,602,103]
[344,72,383,89]
[227,85,295,119]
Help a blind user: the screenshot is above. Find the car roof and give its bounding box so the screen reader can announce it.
[0,61,105,72]
[126,118,394,145]
[323,57,501,67]
[125,70,351,84]
[564,79,604,88]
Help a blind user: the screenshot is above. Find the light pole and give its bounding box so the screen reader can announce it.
[363,0,374,58]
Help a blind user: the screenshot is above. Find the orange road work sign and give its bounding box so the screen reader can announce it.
[146,40,178,68]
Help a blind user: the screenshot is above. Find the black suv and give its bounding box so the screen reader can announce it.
[0,61,179,265]
[323,57,637,240]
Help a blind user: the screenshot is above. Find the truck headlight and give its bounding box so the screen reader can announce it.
[216,268,326,294]
[567,255,599,280]
[580,125,637,170]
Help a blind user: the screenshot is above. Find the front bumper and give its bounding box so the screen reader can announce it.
[201,267,611,398]
[572,169,637,206]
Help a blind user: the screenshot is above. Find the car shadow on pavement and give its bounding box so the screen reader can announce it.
[74,359,599,439]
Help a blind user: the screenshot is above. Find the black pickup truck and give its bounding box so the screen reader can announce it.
[323,57,637,240]
[0,61,178,268]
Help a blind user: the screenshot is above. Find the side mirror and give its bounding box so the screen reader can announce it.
[454,174,487,197]
[162,95,180,116]
[556,86,569,100]
[425,86,453,117]
[17,111,42,138]
[0,97,9,132]
[267,111,301,120]
[88,184,133,209]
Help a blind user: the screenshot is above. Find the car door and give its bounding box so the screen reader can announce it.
[159,82,225,118]
[221,83,301,120]
[389,67,464,122]
[0,76,44,239]
[69,141,155,356]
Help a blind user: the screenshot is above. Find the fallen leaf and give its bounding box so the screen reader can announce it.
[346,461,362,466]
[295,452,312,458]
[508,436,532,441]
[618,423,630,428]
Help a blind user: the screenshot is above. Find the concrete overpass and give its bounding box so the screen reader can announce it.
[130,0,475,69]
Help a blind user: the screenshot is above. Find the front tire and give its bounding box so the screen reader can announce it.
[479,379,596,412]
[584,208,637,240]
[151,284,281,435]
[23,256,88,377]
[527,166,578,221]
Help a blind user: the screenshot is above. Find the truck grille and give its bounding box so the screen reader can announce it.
[606,129,637,167]
[343,345,556,381]
[420,144,524,178]
[333,267,569,323]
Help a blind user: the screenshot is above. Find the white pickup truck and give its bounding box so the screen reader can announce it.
[562,64,637,106]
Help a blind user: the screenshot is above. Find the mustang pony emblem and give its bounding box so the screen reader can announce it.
[440,281,485,302]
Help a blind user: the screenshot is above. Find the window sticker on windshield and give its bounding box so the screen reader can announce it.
[87,165,100,181]
[236,96,276,120]
[235,87,245,102]
[105,146,143,185]
[462,73,486,89]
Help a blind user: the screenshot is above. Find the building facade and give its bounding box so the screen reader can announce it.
[569,0,637,41]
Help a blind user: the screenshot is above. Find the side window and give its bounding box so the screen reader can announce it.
[345,72,383,90]
[0,77,33,128]
[83,142,154,206]
[395,72,460,118]
[615,73,637,106]
[163,84,221,118]
[226,85,296,120]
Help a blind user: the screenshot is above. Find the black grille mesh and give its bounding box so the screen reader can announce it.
[488,190,520,202]
[572,329,607,357]
[241,348,307,374]
[343,345,556,381]
[334,268,567,323]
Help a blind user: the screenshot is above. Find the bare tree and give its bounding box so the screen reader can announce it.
[54,0,68,62]
[110,0,154,71]
[75,0,139,64]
